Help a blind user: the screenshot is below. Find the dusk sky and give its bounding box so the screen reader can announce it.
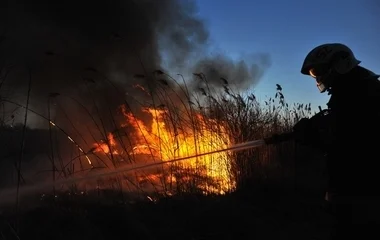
[195,0,380,110]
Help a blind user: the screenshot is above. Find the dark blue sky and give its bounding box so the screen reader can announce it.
[195,0,380,109]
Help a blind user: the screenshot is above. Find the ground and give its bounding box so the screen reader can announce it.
[0,186,334,240]
[0,142,332,239]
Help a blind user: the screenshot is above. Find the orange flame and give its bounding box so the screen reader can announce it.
[93,132,118,155]
[93,105,235,194]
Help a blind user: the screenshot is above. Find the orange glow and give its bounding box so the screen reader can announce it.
[92,105,235,194]
[93,132,119,155]
[309,69,317,78]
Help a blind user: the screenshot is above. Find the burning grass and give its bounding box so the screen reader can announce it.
[0,70,315,203]
[72,73,311,196]
[0,70,330,240]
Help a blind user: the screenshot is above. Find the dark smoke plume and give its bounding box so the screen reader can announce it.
[0,0,270,130]
[0,0,271,188]
[191,53,271,92]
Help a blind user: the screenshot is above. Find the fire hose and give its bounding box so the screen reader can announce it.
[0,110,329,205]
[0,132,296,206]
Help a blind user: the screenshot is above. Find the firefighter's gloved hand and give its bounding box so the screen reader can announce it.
[293,117,312,144]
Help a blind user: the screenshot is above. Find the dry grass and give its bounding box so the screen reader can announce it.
[0,68,333,239]
[0,68,318,198]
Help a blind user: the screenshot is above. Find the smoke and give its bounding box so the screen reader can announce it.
[0,0,272,191]
[191,53,271,92]
[0,0,271,130]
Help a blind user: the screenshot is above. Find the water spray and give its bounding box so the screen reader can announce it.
[0,100,296,207]
[0,138,275,207]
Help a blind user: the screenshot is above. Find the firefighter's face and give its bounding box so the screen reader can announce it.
[308,65,332,93]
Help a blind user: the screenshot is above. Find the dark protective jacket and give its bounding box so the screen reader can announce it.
[288,66,380,238]
[323,66,380,239]
[325,66,380,196]
[265,66,380,236]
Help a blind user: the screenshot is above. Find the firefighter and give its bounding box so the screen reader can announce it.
[297,43,380,239]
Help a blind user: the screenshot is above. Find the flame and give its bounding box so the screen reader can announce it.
[93,105,235,194]
[93,133,118,155]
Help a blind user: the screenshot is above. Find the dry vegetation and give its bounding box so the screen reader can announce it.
[0,69,332,239]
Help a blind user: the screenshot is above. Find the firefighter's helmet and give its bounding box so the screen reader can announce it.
[301,43,361,92]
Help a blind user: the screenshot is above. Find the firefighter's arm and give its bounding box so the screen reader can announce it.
[264,117,314,145]
[264,109,331,146]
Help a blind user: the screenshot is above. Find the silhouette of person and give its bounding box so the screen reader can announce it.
[297,43,380,239]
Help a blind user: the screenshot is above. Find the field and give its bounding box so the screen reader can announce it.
[0,70,334,239]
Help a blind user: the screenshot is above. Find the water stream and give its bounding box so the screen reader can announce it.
[0,139,266,206]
